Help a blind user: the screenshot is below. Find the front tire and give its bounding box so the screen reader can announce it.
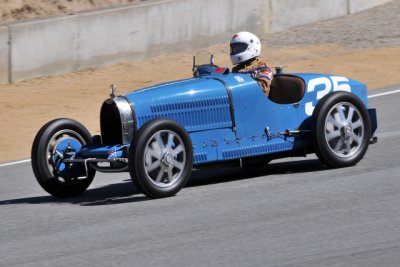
[312,92,371,168]
[31,118,95,197]
[129,119,193,198]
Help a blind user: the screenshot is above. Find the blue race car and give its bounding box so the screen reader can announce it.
[32,51,378,198]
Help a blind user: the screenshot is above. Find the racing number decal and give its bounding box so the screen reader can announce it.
[305,76,351,116]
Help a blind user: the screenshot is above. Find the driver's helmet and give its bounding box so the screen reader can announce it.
[230,31,261,65]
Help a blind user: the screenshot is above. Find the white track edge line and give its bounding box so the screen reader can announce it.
[1,89,399,168]
[0,159,31,168]
[368,89,400,98]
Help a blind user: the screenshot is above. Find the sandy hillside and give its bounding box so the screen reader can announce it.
[0,1,399,162]
[0,0,146,23]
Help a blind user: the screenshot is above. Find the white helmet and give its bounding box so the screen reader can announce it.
[230,31,261,65]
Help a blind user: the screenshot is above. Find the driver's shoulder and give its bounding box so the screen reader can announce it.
[254,59,271,70]
[232,58,271,73]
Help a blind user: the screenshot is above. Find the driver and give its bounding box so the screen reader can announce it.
[230,31,273,96]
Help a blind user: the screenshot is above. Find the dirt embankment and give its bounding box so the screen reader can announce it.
[0,0,146,23]
[0,1,399,162]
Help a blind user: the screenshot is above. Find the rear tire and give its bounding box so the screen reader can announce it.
[129,119,193,198]
[311,92,371,168]
[31,118,95,197]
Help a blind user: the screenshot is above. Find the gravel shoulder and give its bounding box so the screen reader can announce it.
[265,0,400,49]
[0,1,399,162]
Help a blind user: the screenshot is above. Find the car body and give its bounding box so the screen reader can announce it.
[31,52,378,198]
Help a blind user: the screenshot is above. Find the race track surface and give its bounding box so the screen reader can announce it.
[1,86,399,267]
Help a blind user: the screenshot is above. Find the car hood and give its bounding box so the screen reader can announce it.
[124,77,233,131]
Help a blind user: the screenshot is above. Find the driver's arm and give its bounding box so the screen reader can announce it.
[253,66,273,96]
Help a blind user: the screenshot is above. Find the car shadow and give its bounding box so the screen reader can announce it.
[0,158,327,206]
[0,180,149,206]
[188,158,327,187]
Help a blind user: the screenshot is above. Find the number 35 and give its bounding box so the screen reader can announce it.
[305,76,351,116]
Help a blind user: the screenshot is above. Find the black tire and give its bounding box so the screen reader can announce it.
[311,91,371,168]
[31,118,95,197]
[129,119,193,198]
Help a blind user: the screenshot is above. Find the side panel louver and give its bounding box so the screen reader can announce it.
[137,96,232,131]
[222,140,293,160]
[193,153,207,164]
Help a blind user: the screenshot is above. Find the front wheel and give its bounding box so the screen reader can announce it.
[312,92,371,168]
[31,118,95,197]
[129,119,193,198]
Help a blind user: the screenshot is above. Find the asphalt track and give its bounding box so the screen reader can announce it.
[1,86,400,267]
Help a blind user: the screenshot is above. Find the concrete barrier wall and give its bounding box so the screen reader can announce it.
[10,16,80,82]
[349,0,392,13]
[75,0,267,69]
[0,0,393,83]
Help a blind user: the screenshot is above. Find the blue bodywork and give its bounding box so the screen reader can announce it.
[78,68,373,169]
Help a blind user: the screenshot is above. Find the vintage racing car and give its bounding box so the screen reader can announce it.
[31,51,378,198]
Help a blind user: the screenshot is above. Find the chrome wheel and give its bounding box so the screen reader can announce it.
[143,130,186,188]
[129,119,193,198]
[46,129,87,183]
[31,118,95,197]
[324,102,365,158]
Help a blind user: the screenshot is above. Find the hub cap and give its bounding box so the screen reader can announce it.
[324,102,365,158]
[143,130,186,187]
[46,129,86,183]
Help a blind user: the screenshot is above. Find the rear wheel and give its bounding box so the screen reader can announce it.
[31,119,95,197]
[129,119,193,198]
[312,92,371,167]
